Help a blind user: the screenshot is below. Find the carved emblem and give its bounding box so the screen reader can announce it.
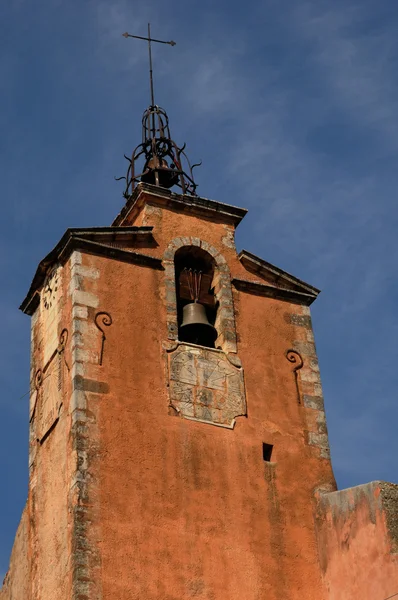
[167,343,246,428]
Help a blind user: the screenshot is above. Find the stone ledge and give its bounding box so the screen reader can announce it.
[232,278,317,306]
[238,249,319,297]
[112,182,247,227]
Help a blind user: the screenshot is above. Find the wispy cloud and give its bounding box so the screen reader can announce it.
[292,1,398,148]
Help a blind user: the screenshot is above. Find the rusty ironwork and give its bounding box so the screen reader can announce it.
[122,24,176,109]
[116,104,200,197]
[117,24,200,197]
[185,268,203,302]
[94,312,113,366]
[285,349,304,404]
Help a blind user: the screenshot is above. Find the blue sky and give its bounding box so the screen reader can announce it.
[1,0,398,575]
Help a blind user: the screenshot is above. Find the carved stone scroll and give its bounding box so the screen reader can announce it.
[167,343,246,428]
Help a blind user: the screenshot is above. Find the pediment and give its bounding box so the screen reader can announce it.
[235,250,319,306]
[20,227,160,315]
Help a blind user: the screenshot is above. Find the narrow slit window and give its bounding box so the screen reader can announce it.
[262,443,273,462]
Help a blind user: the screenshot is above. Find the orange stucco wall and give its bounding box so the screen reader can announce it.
[29,411,71,600]
[0,506,29,600]
[71,195,336,599]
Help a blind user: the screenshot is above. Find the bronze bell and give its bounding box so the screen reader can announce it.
[180,302,217,347]
[141,156,178,189]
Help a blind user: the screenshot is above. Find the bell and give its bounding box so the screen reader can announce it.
[180,302,217,347]
[141,157,178,188]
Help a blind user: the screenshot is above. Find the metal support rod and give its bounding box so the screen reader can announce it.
[148,23,155,108]
[147,24,156,140]
[122,32,176,46]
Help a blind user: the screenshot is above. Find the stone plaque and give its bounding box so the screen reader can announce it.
[167,344,246,428]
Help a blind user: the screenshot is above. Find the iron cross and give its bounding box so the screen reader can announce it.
[122,24,176,108]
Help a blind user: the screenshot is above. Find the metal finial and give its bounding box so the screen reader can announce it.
[116,25,200,197]
[122,23,176,109]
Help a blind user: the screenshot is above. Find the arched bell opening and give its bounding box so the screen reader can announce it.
[174,246,218,348]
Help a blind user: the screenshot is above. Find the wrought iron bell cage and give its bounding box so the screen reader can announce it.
[117,105,200,198]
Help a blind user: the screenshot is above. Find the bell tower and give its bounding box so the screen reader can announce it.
[12,174,339,599]
[2,25,398,600]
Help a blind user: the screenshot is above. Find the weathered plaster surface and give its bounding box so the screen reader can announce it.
[317,481,398,599]
[77,191,337,600]
[26,259,71,600]
[0,507,29,600]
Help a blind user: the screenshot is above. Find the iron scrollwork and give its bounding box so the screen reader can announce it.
[94,312,113,366]
[116,105,200,198]
[285,349,304,404]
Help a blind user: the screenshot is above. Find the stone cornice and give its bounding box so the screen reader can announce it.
[231,278,318,306]
[20,227,161,316]
[238,250,320,298]
[112,183,247,227]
